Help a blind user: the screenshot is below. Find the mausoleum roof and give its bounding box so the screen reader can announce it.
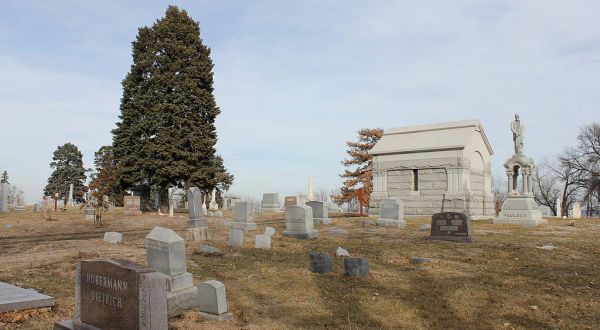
[370,119,493,156]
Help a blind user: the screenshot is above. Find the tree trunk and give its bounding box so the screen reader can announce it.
[159,187,170,214]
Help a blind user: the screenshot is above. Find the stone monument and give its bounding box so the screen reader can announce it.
[54,259,168,330]
[260,193,280,213]
[68,183,74,207]
[0,183,9,213]
[187,187,209,241]
[209,188,219,211]
[306,200,332,224]
[283,205,319,239]
[494,114,546,226]
[570,202,582,218]
[429,212,475,242]
[231,202,257,231]
[145,227,198,317]
[198,280,233,320]
[376,197,406,227]
[0,282,55,313]
[123,196,142,216]
[556,197,562,217]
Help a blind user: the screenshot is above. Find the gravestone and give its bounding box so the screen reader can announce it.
[54,259,167,330]
[283,205,319,239]
[187,187,209,241]
[539,205,552,217]
[309,253,332,274]
[32,204,38,212]
[44,195,52,210]
[0,282,55,312]
[429,212,475,243]
[229,228,244,248]
[284,196,298,208]
[84,207,96,220]
[556,197,562,217]
[231,202,257,231]
[255,234,271,249]
[123,196,142,216]
[0,183,9,213]
[14,196,25,212]
[297,194,307,206]
[68,183,74,206]
[145,227,198,317]
[344,257,369,276]
[306,201,332,224]
[260,193,280,213]
[571,202,582,218]
[228,196,241,210]
[198,280,233,320]
[103,232,123,244]
[376,197,406,227]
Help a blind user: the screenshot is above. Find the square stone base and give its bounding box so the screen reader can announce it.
[167,272,194,292]
[199,311,235,321]
[54,320,102,330]
[428,236,476,243]
[314,218,332,225]
[231,222,257,231]
[167,285,199,317]
[283,230,319,239]
[376,219,407,227]
[188,227,210,241]
[493,217,548,227]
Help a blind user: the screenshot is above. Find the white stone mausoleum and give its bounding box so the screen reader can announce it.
[369,120,495,219]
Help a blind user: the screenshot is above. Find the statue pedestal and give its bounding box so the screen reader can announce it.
[494,194,547,227]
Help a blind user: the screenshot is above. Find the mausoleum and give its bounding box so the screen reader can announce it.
[369,120,495,219]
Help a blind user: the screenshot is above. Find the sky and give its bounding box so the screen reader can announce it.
[0,1,599,203]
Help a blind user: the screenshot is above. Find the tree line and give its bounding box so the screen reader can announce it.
[43,6,233,210]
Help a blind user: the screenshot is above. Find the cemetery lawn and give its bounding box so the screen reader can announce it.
[1,209,600,329]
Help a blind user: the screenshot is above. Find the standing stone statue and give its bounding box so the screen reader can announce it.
[511,114,524,155]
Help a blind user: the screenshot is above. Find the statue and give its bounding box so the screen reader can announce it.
[511,114,524,155]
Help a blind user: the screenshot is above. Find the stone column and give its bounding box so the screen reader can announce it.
[506,170,513,193]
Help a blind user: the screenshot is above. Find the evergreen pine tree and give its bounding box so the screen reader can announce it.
[0,170,8,184]
[112,6,231,212]
[43,143,87,203]
[332,128,384,209]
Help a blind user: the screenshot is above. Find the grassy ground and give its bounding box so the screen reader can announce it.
[0,207,599,329]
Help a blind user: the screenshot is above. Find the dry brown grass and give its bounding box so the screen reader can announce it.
[1,207,599,329]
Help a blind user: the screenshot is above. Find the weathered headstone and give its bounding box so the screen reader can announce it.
[123,196,142,216]
[284,196,298,208]
[571,202,582,218]
[229,228,244,248]
[539,205,552,217]
[198,280,233,320]
[103,232,123,244]
[255,234,271,249]
[145,227,198,317]
[283,205,319,239]
[376,197,406,227]
[344,257,369,276]
[187,187,209,241]
[32,204,38,212]
[0,183,9,213]
[429,212,475,243]
[556,197,562,217]
[231,202,257,231]
[260,193,280,213]
[209,188,219,211]
[309,253,332,274]
[84,207,96,221]
[297,194,307,206]
[68,183,74,206]
[54,259,168,330]
[0,282,55,312]
[306,200,332,224]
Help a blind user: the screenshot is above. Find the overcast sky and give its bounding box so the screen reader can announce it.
[1,1,599,203]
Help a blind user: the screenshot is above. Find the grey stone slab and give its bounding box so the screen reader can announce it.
[198,245,223,256]
[187,187,207,227]
[283,205,319,239]
[328,228,348,236]
[103,232,123,244]
[145,227,187,277]
[344,257,369,276]
[229,229,244,248]
[410,257,432,264]
[166,285,198,318]
[255,234,271,249]
[309,253,332,274]
[0,282,55,312]
[198,280,228,316]
[378,197,404,221]
[429,212,476,243]
[233,202,253,223]
[264,226,276,237]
